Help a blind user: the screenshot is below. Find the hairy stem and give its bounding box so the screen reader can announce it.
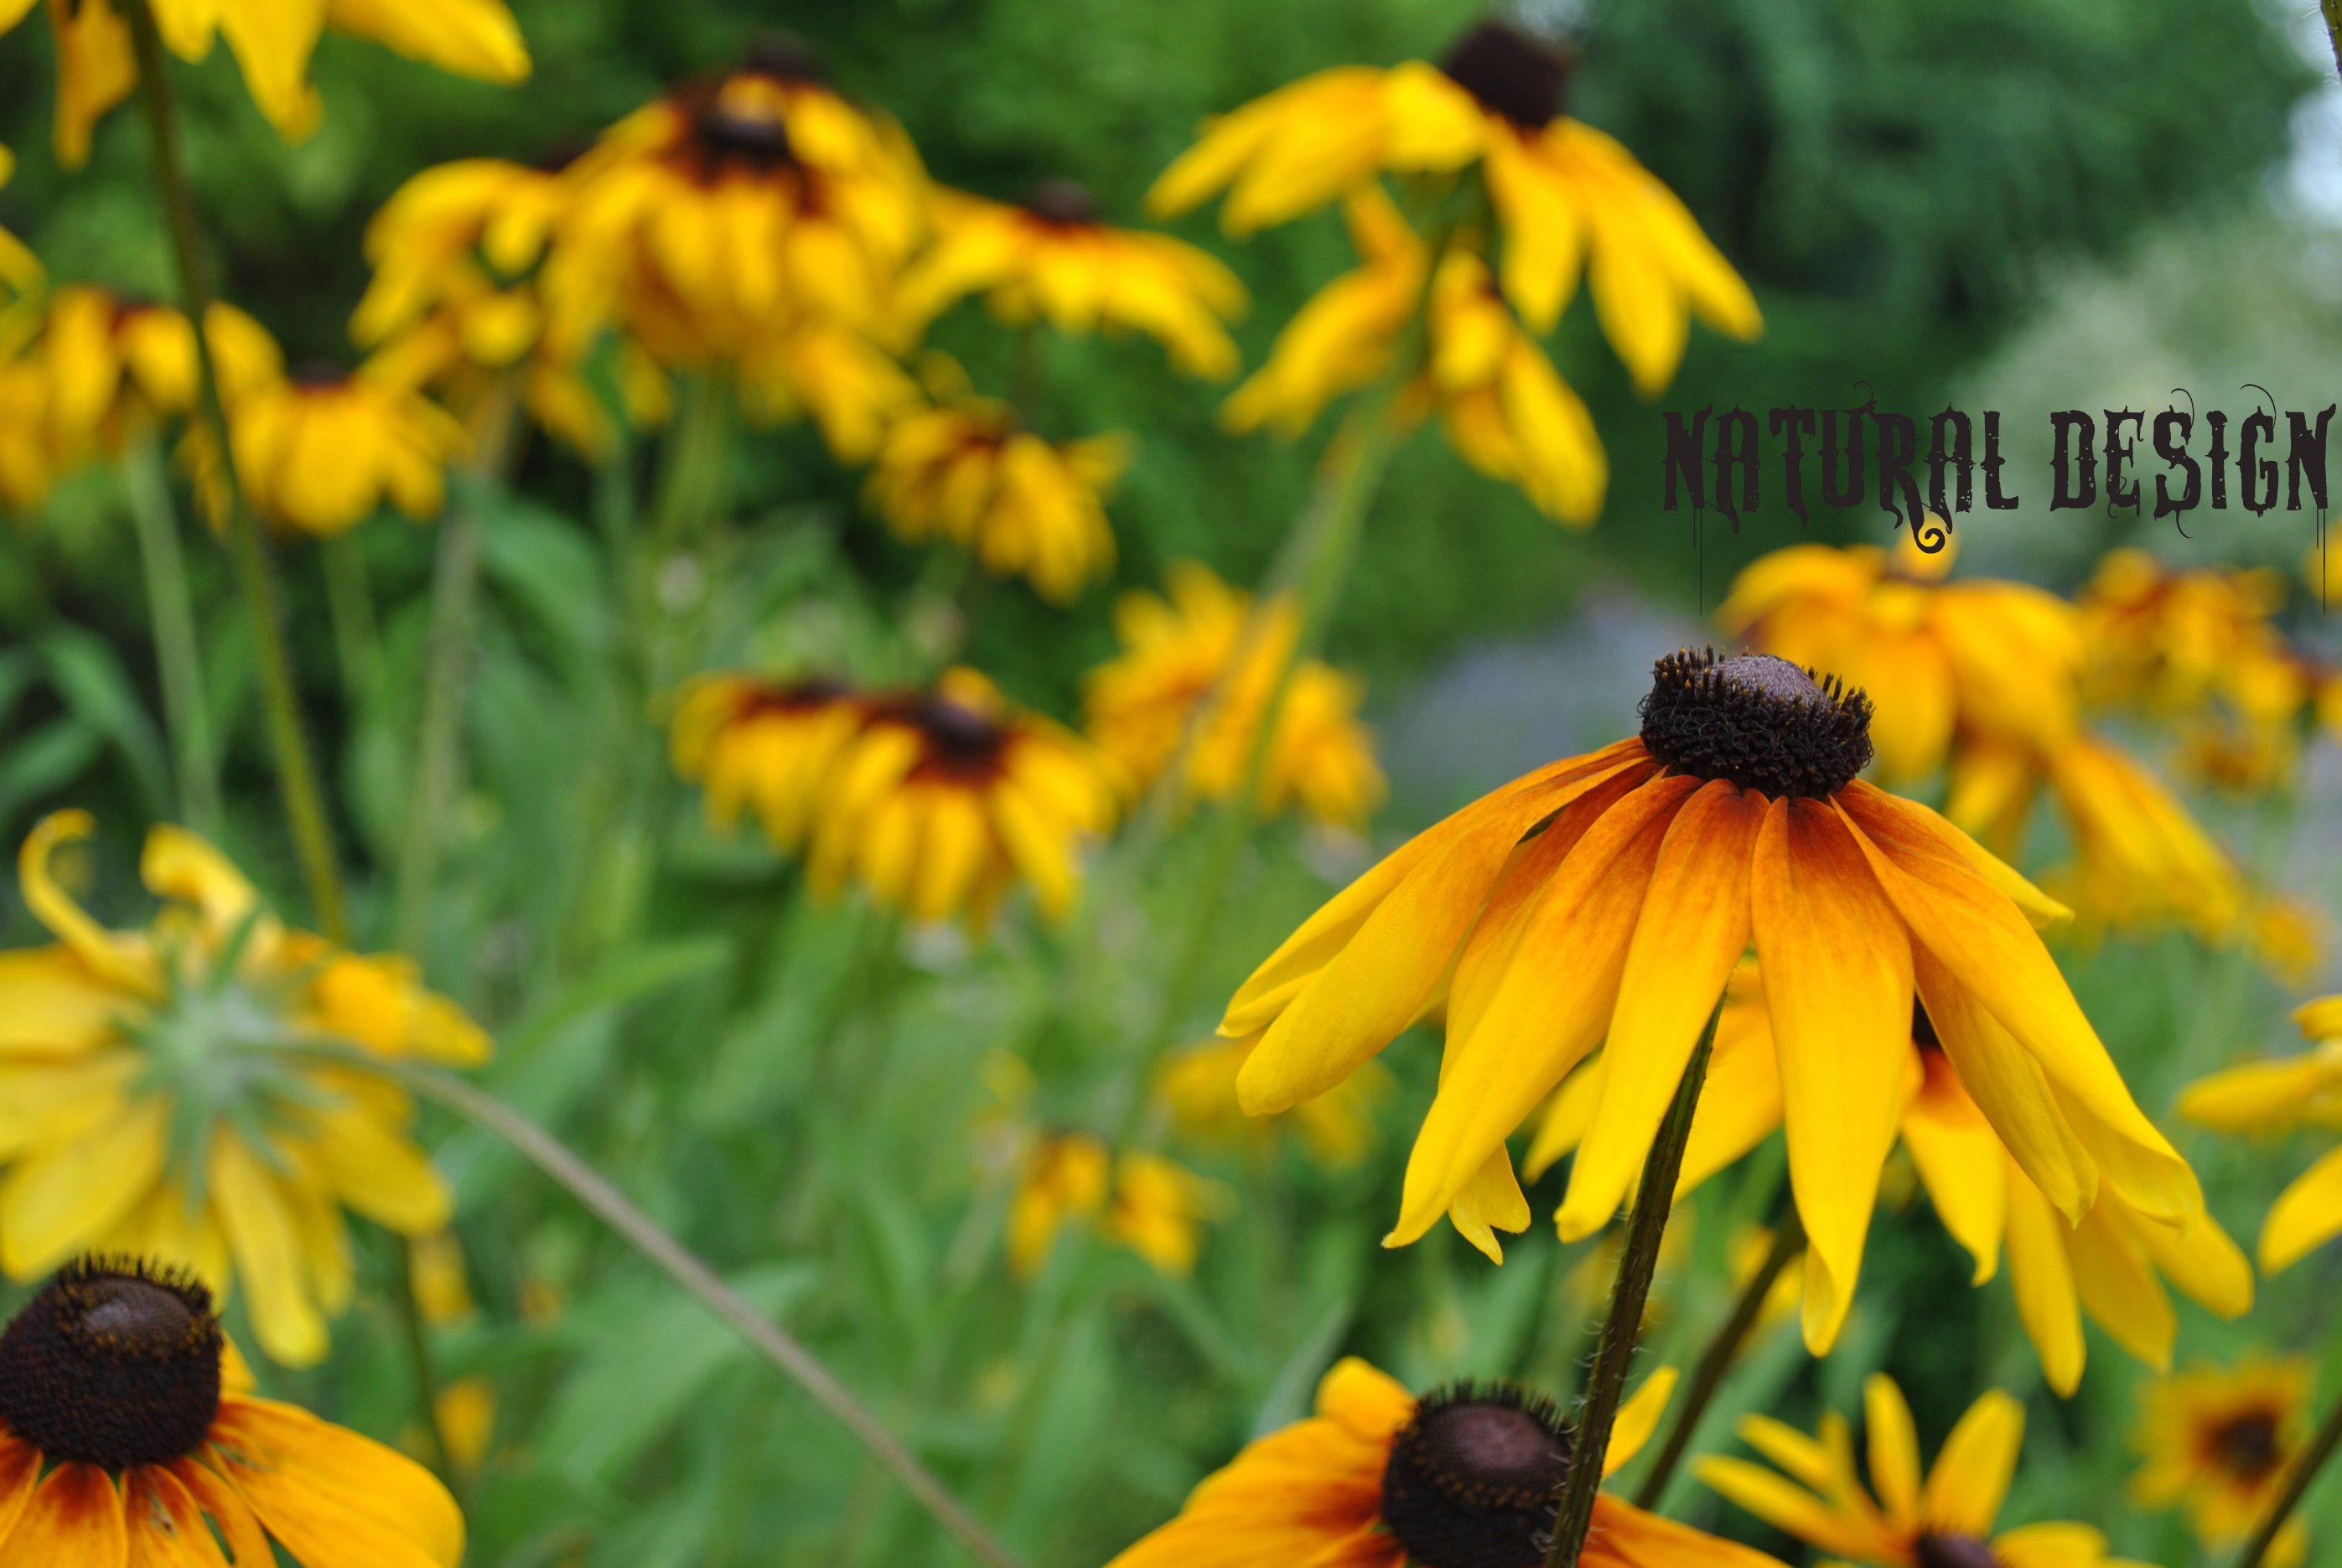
[347,1055,1028,1568]
[1631,1205,1803,1508]
[123,435,222,836]
[2236,1379,2342,1568]
[126,0,348,941]
[1545,1009,1718,1567]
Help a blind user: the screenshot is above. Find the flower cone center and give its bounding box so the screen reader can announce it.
[0,1261,224,1468]
[1639,648,1874,799]
[1438,21,1578,127]
[1381,1388,1573,1568]
[1915,1533,2001,1568]
[2215,1411,2283,1480]
[1024,178,1102,227]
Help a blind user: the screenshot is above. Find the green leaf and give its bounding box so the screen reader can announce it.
[40,626,170,814]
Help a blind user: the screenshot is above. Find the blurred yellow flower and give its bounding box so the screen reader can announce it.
[8,0,528,164]
[669,673,864,851]
[1700,1374,2152,1568]
[807,668,1122,928]
[546,48,926,367]
[899,181,1246,377]
[1149,19,1759,391]
[433,1376,496,1477]
[2133,1356,2313,1568]
[0,142,40,313]
[1539,963,2249,1391]
[1224,649,2200,1352]
[194,341,467,536]
[0,811,489,1365]
[353,157,661,461]
[1720,530,2083,782]
[1103,1152,1225,1276]
[0,356,52,511]
[865,385,1128,603]
[1223,188,1604,524]
[1157,1034,1389,1169]
[2179,993,2342,1273]
[408,1227,477,1325]
[1083,561,1384,828]
[1005,1132,1108,1278]
[735,318,919,464]
[1108,1358,1761,1568]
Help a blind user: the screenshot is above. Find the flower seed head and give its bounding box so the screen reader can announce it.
[1438,22,1578,128]
[1915,1534,2002,1568]
[1381,1384,1574,1568]
[1639,648,1874,799]
[0,1259,224,1468]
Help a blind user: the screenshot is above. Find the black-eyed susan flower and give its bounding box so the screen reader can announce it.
[1222,648,2202,1351]
[2179,993,2342,1273]
[199,346,467,536]
[1158,1034,1391,1168]
[1107,1357,1773,1568]
[808,669,1121,928]
[0,812,489,1365]
[0,354,52,511]
[36,287,203,453]
[1103,1152,1225,1276]
[733,318,920,465]
[1720,530,2083,784]
[898,181,1246,377]
[2133,1356,2314,1567]
[1004,1132,1110,1279]
[1700,1374,2151,1568]
[0,1258,464,1564]
[864,383,1128,603]
[351,156,662,461]
[668,673,863,852]
[1149,19,1759,391]
[1223,189,1604,524]
[8,0,526,163]
[1534,963,2251,1385]
[1083,561,1384,828]
[545,47,926,365]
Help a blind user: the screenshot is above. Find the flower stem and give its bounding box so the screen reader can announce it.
[124,0,347,942]
[353,1054,1028,1568]
[322,531,381,708]
[122,434,222,836]
[1630,1204,1802,1509]
[389,1234,454,1483]
[1545,1006,1719,1568]
[2236,1379,2342,1568]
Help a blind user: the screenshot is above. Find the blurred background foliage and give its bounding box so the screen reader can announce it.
[3,1,2341,1565]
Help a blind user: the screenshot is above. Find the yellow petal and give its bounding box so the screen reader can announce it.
[19,810,154,993]
[1604,1366,1678,1477]
[2002,1164,2085,1396]
[0,1094,167,1276]
[1438,1146,1530,1264]
[210,1132,328,1367]
[1920,1389,2023,1538]
[2261,1144,2342,1274]
[1862,1375,1922,1531]
[1899,1056,2008,1285]
[210,1396,464,1567]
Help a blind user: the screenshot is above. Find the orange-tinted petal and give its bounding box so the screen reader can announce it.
[6,1462,127,1567]
[210,1397,463,1568]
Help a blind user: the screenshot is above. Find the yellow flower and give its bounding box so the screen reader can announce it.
[1535,962,2251,1385]
[0,812,489,1365]
[1004,1132,1109,1278]
[407,1228,476,1326]
[2179,993,2342,1273]
[668,673,864,851]
[545,47,926,367]
[734,318,919,464]
[1148,19,1759,391]
[1721,530,2084,782]
[1224,188,1604,524]
[898,181,1246,376]
[1104,1151,1225,1276]
[1222,648,2201,1351]
[0,355,53,511]
[350,156,660,461]
[1699,1374,2153,1568]
[8,0,527,164]
[1108,1357,1771,1568]
[1083,561,1384,828]
[2133,1356,2314,1567]
[807,669,1121,928]
[0,1258,464,1564]
[1157,1034,1390,1169]
[197,342,467,536]
[864,385,1128,603]
[0,142,42,313]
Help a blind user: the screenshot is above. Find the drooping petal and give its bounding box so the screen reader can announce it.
[1899,1053,2009,1285]
[1752,799,1912,1351]
[1912,946,2092,1224]
[1440,1146,1531,1264]
[2065,1198,2176,1370]
[2002,1163,2085,1396]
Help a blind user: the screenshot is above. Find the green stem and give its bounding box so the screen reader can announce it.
[646,371,733,553]
[2236,1380,2342,1568]
[122,434,222,836]
[1630,1204,1803,1509]
[327,1053,1027,1568]
[322,531,380,708]
[389,1235,454,1483]
[1545,1007,1719,1567]
[125,0,348,942]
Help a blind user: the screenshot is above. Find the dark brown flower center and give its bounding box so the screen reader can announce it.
[1381,1386,1574,1568]
[1023,178,1102,227]
[1438,21,1578,128]
[693,99,798,170]
[292,360,350,388]
[1916,1534,2001,1568]
[0,1260,224,1468]
[738,676,851,719]
[2215,1411,2284,1480]
[1639,648,1874,800]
